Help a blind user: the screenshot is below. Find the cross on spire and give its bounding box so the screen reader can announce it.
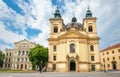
[88,5,89,9]
[73,11,75,17]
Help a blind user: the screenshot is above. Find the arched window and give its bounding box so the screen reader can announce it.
[88,25,93,32]
[9,53,11,56]
[53,45,56,51]
[17,64,19,69]
[70,43,75,52]
[18,51,21,55]
[90,45,94,51]
[54,26,58,33]
[17,58,20,62]
[22,51,25,55]
[6,53,8,56]
[25,65,27,69]
[26,51,28,55]
[26,58,27,62]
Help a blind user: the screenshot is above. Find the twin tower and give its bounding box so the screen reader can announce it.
[47,7,101,72]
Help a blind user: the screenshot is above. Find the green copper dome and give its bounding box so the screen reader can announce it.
[54,7,61,18]
[86,7,92,18]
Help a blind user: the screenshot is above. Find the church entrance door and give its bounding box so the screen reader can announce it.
[70,60,76,71]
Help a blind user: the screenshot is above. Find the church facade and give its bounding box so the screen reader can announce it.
[47,8,101,72]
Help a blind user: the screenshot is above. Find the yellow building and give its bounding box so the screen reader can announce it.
[100,43,120,71]
[3,39,36,70]
[47,8,101,72]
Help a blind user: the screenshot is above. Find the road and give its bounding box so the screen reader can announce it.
[0,71,120,77]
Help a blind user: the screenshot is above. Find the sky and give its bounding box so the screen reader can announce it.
[0,0,120,51]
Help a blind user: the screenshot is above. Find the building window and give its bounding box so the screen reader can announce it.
[9,58,11,62]
[8,64,10,67]
[5,64,7,67]
[112,51,114,54]
[26,58,27,62]
[107,52,109,55]
[6,53,8,56]
[22,51,25,55]
[53,56,56,61]
[103,53,104,56]
[53,45,57,51]
[26,51,28,55]
[25,65,27,69]
[5,58,7,62]
[103,58,105,62]
[70,43,75,52]
[88,25,93,32]
[9,53,11,56]
[118,49,120,53]
[90,45,94,51]
[17,64,19,69]
[91,56,95,61]
[52,64,56,71]
[22,58,24,62]
[119,56,120,59]
[54,26,58,33]
[113,57,115,60]
[108,64,110,67]
[107,58,109,61]
[17,58,20,62]
[18,51,21,55]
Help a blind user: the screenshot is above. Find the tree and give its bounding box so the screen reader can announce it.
[28,44,48,71]
[0,50,5,68]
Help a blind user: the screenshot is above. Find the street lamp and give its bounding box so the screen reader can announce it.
[40,60,42,73]
[103,59,106,72]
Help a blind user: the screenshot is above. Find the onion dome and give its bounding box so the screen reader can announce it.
[65,17,83,29]
[86,7,92,18]
[54,7,61,18]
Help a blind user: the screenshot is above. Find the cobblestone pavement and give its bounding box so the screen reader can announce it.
[0,71,120,77]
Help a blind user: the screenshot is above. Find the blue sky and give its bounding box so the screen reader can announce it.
[0,0,120,51]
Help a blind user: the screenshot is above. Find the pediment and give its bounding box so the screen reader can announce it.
[58,31,88,39]
[14,39,34,44]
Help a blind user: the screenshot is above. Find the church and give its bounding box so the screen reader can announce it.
[47,7,101,72]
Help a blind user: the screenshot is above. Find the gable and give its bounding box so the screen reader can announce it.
[58,31,88,39]
[14,39,34,44]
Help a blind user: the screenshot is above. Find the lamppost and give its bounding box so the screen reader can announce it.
[104,59,106,72]
[40,60,42,73]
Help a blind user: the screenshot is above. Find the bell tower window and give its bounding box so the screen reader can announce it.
[53,45,56,51]
[88,25,93,32]
[70,43,75,52]
[54,26,58,33]
[90,45,94,51]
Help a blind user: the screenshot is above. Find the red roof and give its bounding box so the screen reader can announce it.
[101,43,120,51]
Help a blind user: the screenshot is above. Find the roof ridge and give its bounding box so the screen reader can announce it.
[101,43,120,51]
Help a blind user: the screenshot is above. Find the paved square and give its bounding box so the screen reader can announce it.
[0,71,120,77]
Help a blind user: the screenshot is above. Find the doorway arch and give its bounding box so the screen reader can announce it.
[70,60,76,71]
[20,64,23,70]
[112,61,117,70]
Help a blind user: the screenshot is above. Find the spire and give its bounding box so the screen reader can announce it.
[86,6,92,18]
[71,11,77,22]
[54,6,61,18]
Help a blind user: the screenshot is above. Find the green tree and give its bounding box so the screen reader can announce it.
[0,50,5,68]
[28,44,48,71]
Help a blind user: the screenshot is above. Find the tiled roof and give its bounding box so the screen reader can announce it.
[101,43,120,51]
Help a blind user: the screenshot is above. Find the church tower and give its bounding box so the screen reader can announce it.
[47,7,101,72]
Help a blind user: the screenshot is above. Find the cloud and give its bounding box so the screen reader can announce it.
[0,0,53,51]
[0,0,120,51]
[57,0,120,50]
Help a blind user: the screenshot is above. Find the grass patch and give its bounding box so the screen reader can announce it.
[0,69,37,73]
